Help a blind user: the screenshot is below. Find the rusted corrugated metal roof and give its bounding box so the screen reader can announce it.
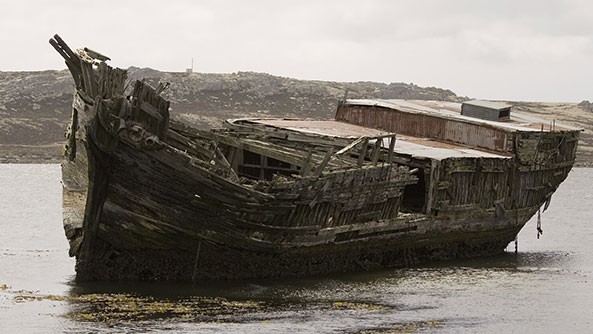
[344,99,581,132]
[391,135,512,160]
[247,119,392,138]
[463,100,511,110]
[238,118,510,160]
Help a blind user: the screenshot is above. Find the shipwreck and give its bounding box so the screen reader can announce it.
[50,35,581,280]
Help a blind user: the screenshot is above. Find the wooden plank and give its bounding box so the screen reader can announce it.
[300,148,314,176]
[139,101,164,121]
[77,140,111,264]
[64,60,82,89]
[387,135,396,164]
[80,62,97,98]
[314,149,334,177]
[49,38,70,62]
[214,143,240,182]
[53,34,79,64]
[211,133,317,169]
[371,139,381,165]
[335,137,365,156]
[167,129,212,157]
[357,137,369,167]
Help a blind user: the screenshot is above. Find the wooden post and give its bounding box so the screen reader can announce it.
[387,135,396,164]
[192,239,202,283]
[314,149,334,177]
[371,139,381,165]
[214,145,239,182]
[65,108,78,161]
[357,137,369,167]
[300,148,314,176]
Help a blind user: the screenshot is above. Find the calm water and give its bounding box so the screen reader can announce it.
[0,164,592,333]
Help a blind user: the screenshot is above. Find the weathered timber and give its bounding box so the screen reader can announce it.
[54,35,580,281]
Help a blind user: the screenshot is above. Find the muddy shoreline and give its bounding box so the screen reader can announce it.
[0,144,63,164]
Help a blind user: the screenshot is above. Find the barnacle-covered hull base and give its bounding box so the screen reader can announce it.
[52,35,579,280]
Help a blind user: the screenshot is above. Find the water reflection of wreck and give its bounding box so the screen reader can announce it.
[51,35,581,280]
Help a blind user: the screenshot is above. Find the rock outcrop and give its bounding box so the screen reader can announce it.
[578,100,593,112]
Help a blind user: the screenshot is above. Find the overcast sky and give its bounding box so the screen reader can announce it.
[1,0,591,102]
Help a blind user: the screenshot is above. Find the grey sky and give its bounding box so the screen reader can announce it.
[1,0,591,101]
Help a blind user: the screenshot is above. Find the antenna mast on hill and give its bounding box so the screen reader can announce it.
[186,58,194,73]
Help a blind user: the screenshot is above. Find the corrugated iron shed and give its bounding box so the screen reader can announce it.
[343,99,581,132]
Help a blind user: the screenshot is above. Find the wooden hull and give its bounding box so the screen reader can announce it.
[62,133,548,280]
[72,224,522,280]
[64,156,532,280]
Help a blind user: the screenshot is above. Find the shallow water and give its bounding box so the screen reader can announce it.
[0,164,592,333]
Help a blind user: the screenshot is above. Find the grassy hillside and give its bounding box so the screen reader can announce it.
[1,68,591,166]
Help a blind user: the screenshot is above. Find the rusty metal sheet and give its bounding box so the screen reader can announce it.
[248,119,392,138]
[392,135,512,160]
